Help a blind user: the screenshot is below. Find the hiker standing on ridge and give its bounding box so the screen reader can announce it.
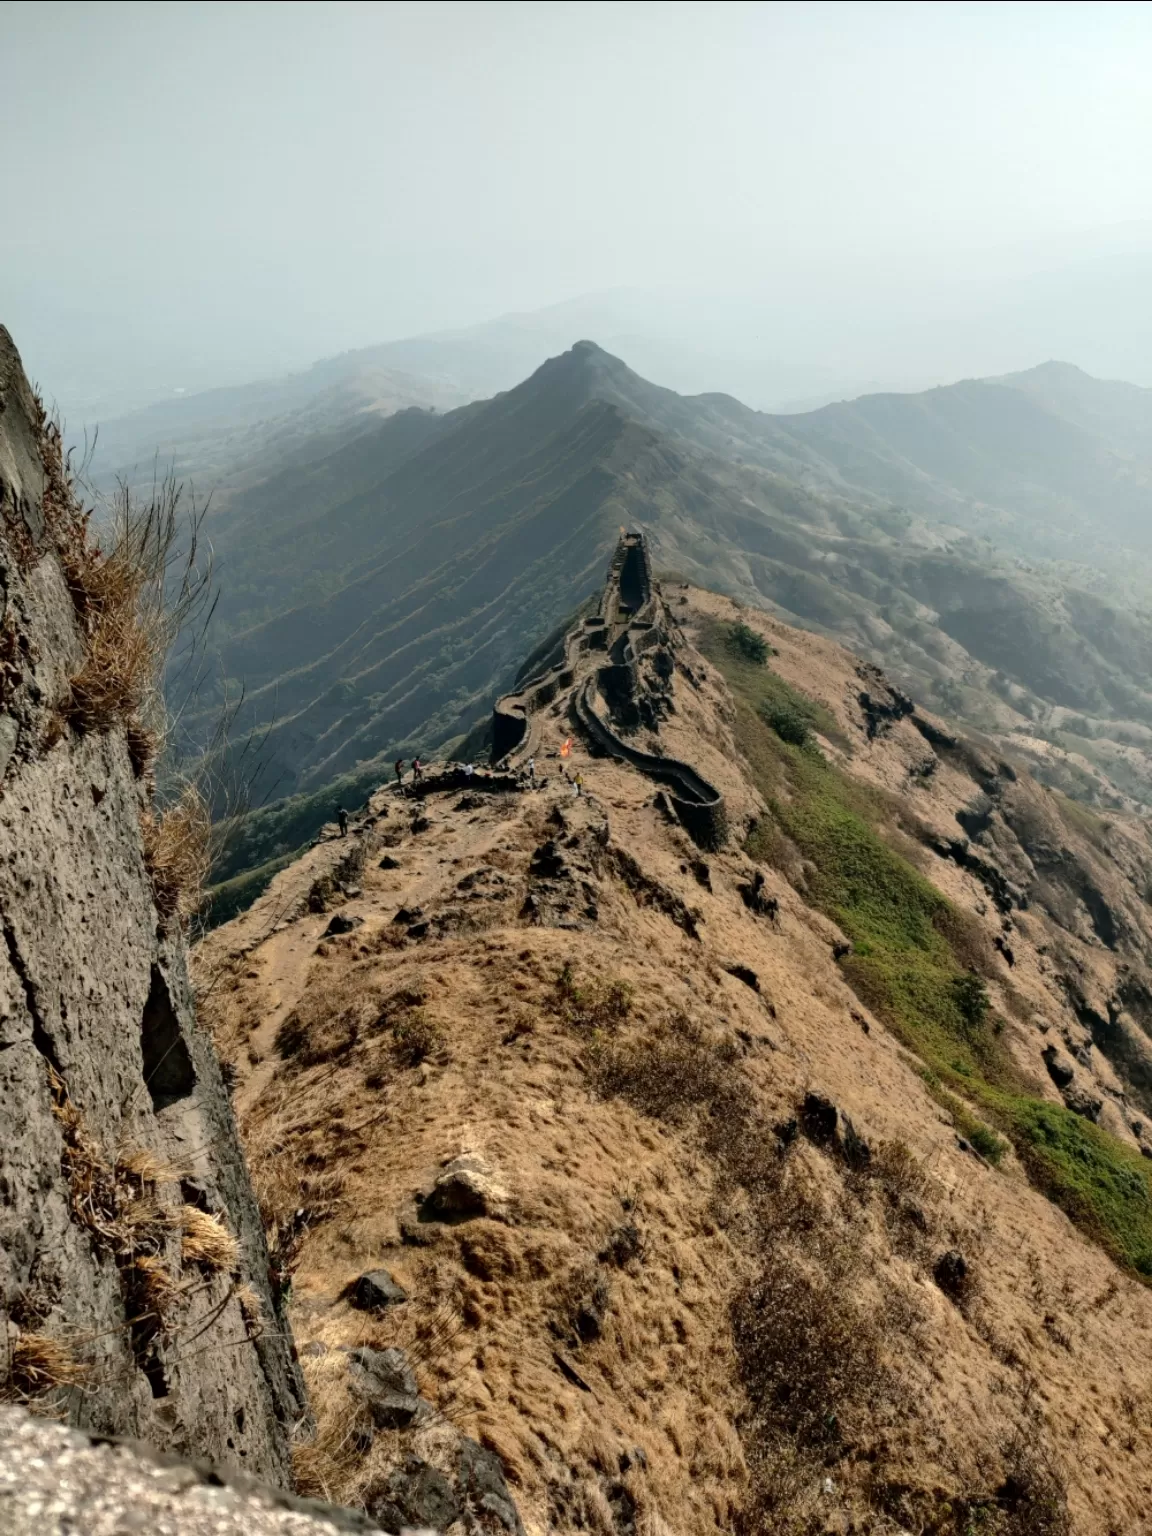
[336,806,349,837]
[412,756,423,787]
[526,756,536,785]
[394,757,406,790]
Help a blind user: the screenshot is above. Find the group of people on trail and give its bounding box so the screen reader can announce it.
[394,756,424,790]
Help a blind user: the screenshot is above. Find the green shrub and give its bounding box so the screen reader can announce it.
[762,699,813,748]
[725,621,772,665]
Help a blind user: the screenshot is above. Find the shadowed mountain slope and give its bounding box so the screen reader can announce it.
[187,344,1152,883]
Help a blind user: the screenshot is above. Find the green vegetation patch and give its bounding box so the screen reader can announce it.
[702,621,1152,1279]
[724,619,773,666]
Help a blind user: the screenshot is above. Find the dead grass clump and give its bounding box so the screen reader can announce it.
[127,1254,180,1322]
[115,1147,180,1187]
[591,1013,735,1123]
[180,1206,240,1275]
[39,438,211,759]
[932,901,999,978]
[994,1437,1072,1536]
[735,1435,825,1536]
[733,1225,893,1451]
[4,1331,87,1399]
[48,1067,124,1250]
[276,1002,361,1068]
[236,1282,265,1338]
[391,1007,443,1066]
[552,1259,611,1347]
[866,1138,936,1247]
[293,1348,375,1505]
[554,962,633,1034]
[141,782,212,925]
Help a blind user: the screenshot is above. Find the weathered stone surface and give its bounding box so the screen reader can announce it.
[799,1092,839,1145]
[1042,1044,1076,1089]
[1063,1084,1104,1122]
[456,1437,525,1534]
[933,1249,971,1302]
[423,1153,510,1222]
[0,328,304,1479]
[0,1404,380,1534]
[364,1454,462,1534]
[349,1269,409,1312]
[349,1347,429,1431]
[363,1431,524,1536]
[323,912,364,936]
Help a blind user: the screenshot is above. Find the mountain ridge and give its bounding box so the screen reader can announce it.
[179,341,1152,888]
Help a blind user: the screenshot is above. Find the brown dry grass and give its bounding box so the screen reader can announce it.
[34,403,216,927]
[3,1332,87,1399]
[293,1347,375,1503]
[141,782,212,925]
[236,1282,265,1338]
[202,584,1152,1532]
[179,1206,240,1275]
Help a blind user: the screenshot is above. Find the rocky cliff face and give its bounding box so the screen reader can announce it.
[0,328,305,1479]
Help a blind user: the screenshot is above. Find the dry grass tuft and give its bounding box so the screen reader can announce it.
[236,1282,265,1337]
[179,1206,240,1275]
[3,1331,87,1399]
[37,419,210,754]
[293,1348,375,1504]
[128,1254,180,1321]
[391,1007,443,1066]
[554,962,633,1034]
[994,1437,1073,1536]
[141,782,212,925]
[48,1067,125,1250]
[115,1147,180,1188]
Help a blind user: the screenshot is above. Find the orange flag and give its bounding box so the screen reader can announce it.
[560,738,572,758]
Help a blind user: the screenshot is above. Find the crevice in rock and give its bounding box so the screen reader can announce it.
[3,916,60,1071]
[140,965,196,1111]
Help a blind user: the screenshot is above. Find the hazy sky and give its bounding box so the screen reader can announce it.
[4,0,1152,414]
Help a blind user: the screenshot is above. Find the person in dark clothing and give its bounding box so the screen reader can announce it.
[394,758,405,789]
[336,806,349,837]
[412,757,423,786]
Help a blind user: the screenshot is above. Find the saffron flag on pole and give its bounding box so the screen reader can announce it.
[560,738,572,758]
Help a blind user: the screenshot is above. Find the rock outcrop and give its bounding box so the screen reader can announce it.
[0,328,304,1478]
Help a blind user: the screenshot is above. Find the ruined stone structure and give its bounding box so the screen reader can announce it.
[0,329,305,1478]
[492,532,727,849]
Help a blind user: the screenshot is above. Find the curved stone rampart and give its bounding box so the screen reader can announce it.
[573,677,728,851]
[491,618,605,764]
[490,532,727,850]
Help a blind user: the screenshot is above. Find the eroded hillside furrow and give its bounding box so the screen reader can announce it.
[199,539,1152,1535]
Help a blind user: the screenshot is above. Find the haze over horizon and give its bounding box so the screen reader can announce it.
[5,1,1152,423]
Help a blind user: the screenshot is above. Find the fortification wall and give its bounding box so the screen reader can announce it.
[573,677,728,850]
[490,531,726,849]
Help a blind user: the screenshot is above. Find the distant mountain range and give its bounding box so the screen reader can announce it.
[173,342,1152,881]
